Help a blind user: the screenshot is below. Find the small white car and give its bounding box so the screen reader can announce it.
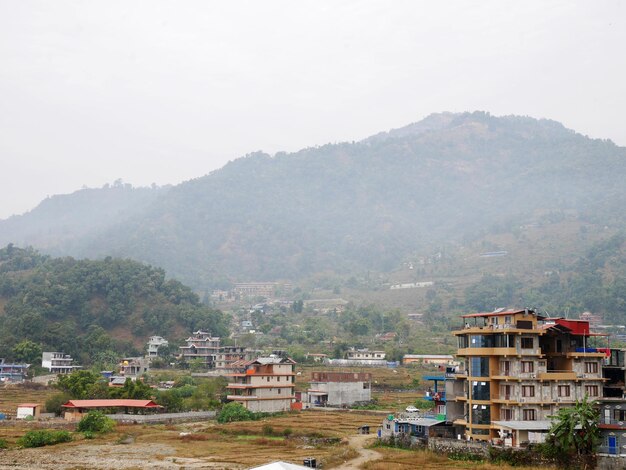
[405,405,419,413]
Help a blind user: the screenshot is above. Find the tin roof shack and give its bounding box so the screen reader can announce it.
[41,352,80,374]
[16,403,41,420]
[379,414,451,443]
[0,359,30,382]
[62,399,162,422]
[226,356,296,413]
[307,372,371,407]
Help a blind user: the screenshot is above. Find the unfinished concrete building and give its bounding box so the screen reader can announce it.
[306,372,372,407]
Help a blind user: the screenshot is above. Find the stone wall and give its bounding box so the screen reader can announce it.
[427,437,488,457]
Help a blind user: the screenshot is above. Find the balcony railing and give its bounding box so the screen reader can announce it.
[600,418,626,427]
[424,391,446,401]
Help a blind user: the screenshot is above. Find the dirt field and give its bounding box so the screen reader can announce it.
[0,409,550,470]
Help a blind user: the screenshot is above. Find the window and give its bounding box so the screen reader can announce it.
[501,361,511,376]
[471,404,491,425]
[504,316,512,325]
[472,381,490,400]
[470,357,489,377]
[521,361,534,373]
[267,377,270,382]
[585,385,599,397]
[613,409,626,421]
[278,388,281,394]
[521,337,534,349]
[501,408,514,420]
[277,376,281,382]
[557,385,570,397]
[363,382,370,389]
[501,384,512,400]
[458,335,469,349]
[522,385,535,397]
[584,362,598,374]
[523,409,537,421]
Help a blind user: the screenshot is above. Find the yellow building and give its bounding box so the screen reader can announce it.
[447,308,605,445]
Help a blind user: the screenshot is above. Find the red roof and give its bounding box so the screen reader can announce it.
[62,399,162,409]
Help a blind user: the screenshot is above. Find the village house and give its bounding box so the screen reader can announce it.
[379,414,453,443]
[62,399,162,422]
[446,308,606,446]
[16,403,41,420]
[0,358,29,382]
[179,331,257,370]
[403,354,457,366]
[226,356,296,413]
[146,336,169,357]
[119,357,150,377]
[41,352,80,374]
[305,372,371,407]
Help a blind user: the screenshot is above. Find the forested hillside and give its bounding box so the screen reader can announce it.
[0,245,228,365]
[0,182,167,253]
[1,112,624,292]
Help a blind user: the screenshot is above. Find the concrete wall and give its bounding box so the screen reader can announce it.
[326,381,371,406]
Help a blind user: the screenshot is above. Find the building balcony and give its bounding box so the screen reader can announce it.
[537,371,576,381]
[599,419,626,429]
[457,347,541,357]
[424,391,446,401]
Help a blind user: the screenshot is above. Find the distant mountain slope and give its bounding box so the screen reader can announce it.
[0,245,227,364]
[1,112,625,290]
[0,182,168,254]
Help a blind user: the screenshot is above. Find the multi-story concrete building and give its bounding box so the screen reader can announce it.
[306,372,371,407]
[179,331,255,370]
[179,330,221,367]
[448,308,605,445]
[226,356,296,412]
[598,348,626,456]
[146,336,169,357]
[41,352,80,374]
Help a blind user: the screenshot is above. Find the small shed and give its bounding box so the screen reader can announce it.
[358,425,370,435]
[16,403,41,420]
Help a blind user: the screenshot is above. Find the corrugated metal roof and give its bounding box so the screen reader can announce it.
[492,420,553,431]
[62,399,162,408]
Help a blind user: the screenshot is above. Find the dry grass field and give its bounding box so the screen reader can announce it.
[0,383,56,418]
[0,410,550,469]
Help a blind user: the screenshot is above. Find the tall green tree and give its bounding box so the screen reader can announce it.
[12,340,42,364]
[546,396,600,468]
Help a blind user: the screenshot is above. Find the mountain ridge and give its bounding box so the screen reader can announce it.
[1,111,624,290]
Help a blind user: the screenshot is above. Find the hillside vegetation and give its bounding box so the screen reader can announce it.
[0,112,624,294]
[0,245,227,364]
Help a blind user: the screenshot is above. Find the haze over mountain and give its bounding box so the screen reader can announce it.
[1,112,625,291]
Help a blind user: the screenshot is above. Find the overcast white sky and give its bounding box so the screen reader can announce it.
[1,1,625,219]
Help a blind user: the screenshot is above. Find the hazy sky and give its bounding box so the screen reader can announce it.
[1,1,625,219]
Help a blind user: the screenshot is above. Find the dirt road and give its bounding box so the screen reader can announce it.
[337,433,382,469]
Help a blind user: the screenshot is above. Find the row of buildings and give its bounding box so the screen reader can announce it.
[382,308,626,457]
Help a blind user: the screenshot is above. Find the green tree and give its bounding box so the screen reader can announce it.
[12,340,42,364]
[56,370,101,399]
[546,396,600,467]
[77,411,115,434]
[216,402,256,423]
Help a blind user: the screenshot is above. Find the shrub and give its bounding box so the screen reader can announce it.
[18,430,72,448]
[0,438,8,449]
[283,428,293,437]
[45,392,71,416]
[216,402,257,423]
[77,411,115,434]
[262,424,274,436]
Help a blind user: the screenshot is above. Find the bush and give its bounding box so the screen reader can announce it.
[77,411,115,434]
[262,424,274,436]
[0,438,8,449]
[283,428,293,437]
[18,430,72,448]
[216,402,257,423]
[45,392,71,416]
